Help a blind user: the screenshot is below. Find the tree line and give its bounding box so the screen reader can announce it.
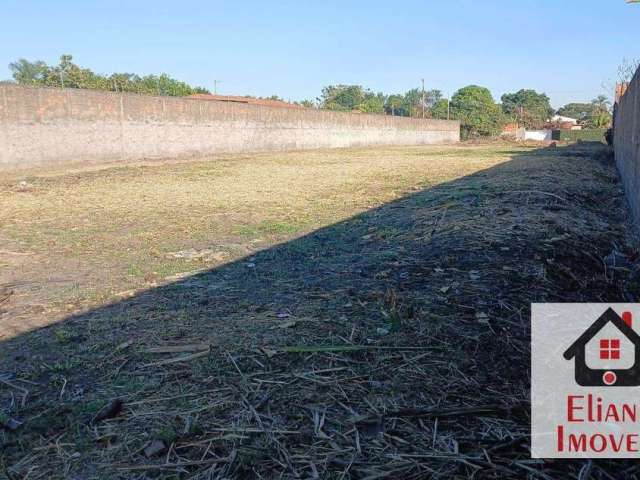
[6,55,615,139]
[312,84,612,138]
[8,55,210,96]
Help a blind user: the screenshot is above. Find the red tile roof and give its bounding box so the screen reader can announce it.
[189,94,304,109]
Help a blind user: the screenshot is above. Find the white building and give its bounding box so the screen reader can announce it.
[524,130,553,142]
[551,114,578,125]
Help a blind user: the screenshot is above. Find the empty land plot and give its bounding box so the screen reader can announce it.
[1,143,639,478]
[1,144,517,339]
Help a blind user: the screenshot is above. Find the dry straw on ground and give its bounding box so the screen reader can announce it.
[1,143,639,478]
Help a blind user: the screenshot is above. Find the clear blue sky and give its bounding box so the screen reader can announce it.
[1,0,638,108]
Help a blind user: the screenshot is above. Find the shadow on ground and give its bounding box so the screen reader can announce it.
[1,143,639,478]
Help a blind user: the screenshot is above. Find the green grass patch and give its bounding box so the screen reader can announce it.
[235,220,302,237]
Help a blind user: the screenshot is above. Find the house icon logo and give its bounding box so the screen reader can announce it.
[563,308,640,387]
[532,304,640,458]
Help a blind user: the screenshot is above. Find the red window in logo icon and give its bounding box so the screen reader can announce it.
[600,339,620,360]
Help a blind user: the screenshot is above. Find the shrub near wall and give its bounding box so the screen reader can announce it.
[552,129,607,142]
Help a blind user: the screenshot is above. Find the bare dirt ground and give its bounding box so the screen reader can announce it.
[1,143,639,478]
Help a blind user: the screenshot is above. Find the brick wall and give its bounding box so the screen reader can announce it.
[0,85,460,169]
[614,69,640,222]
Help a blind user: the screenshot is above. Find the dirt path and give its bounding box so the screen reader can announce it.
[1,143,638,478]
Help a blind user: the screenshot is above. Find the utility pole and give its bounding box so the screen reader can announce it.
[421,79,425,118]
[213,80,221,96]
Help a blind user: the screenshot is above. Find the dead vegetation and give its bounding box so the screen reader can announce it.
[1,143,639,478]
[0,144,515,341]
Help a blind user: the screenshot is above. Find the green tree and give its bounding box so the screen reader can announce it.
[402,88,421,116]
[430,98,450,120]
[358,92,385,114]
[450,85,505,138]
[501,89,553,129]
[556,95,613,128]
[8,54,209,96]
[555,100,612,128]
[108,73,140,93]
[9,58,49,85]
[587,110,612,128]
[297,99,316,108]
[385,94,404,115]
[584,95,612,128]
[556,103,595,122]
[319,85,385,113]
[425,89,443,110]
[43,55,108,89]
[402,88,443,117]
[320,85,366,111]
[591,95,611,113]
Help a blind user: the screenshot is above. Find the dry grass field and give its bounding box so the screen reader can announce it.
[1,145,517,340]
[1,143,639,478]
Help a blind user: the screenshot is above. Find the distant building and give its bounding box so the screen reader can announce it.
[548,115,582,131]
[189,94,304,109]
[501,122,520,136]
[524,130,553,142]
[551,114,578,125]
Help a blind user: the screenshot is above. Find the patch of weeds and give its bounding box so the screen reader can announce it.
[380,288,416,332]
[375,227,401,240]
[187,416,204,435]
[71,399,105,421]
[127,264,144,278]
[156,424,179,444]
[47,358,80,373]
[234,224,259,237]
[260,221,300,234]
[81,288,113,305]
[202,355,227,374]
[53,328,74,344]
[151,261,189,280]
[382,307,403,333]
[380,288,397,330]
[235,220,301,237]
[48,375,66,392]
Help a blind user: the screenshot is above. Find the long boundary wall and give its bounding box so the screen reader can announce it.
[0,85,460,169]
[614,68,640,221]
